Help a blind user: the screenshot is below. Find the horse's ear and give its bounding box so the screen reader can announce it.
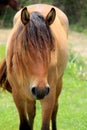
[21,7,30,25]
[46,8,56,25]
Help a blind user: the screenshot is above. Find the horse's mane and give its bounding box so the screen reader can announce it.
[13,11,54,58]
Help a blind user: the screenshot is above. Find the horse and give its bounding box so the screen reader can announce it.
[0,0,22,11]
[0,4,69,130]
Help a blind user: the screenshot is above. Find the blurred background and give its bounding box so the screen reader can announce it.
[0,0,87,30]
[0,1,87,130]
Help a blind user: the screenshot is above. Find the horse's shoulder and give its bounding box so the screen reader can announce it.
[53,6,69,34]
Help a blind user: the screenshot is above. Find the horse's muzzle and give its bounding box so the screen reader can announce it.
[31,86,50,100]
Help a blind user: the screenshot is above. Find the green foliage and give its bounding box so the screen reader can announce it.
[70,24,87,33]
[20,0,53,5]
[0,45,87,130]
[54,0,87,28]
[0,8,16,28]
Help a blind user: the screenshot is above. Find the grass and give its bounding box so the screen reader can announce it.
[0,44,6,60]
[0,44,87,130]
[58,50,87,130]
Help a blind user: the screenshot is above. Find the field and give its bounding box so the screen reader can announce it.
[0,31,87,130]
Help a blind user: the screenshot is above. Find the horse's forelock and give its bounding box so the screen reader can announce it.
[14,11,54,60]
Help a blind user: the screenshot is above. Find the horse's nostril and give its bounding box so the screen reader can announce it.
[31,86,50,99]
[31,87,37,96]
[45,86,50,96]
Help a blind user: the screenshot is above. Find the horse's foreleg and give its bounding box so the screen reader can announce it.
[12,90,30,130]
[51,79,62,130]
[51,102,58,130]
[19,118,30,130]
[41,94,55,130]
[27,100,36,130]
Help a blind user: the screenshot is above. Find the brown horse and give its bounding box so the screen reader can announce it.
[0,4,69,130]
[0,0,22,11]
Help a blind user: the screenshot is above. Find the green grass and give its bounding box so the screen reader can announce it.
[58,51,87,130]
[0,44,6,60]
[0,45,87,130]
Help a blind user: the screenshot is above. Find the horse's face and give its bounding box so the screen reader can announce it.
[26,47,50,99]
[9,7,56,100]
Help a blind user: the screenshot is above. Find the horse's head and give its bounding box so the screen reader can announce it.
[8,7,56,100]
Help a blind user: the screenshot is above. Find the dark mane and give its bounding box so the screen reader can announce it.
[13,11,54,60]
